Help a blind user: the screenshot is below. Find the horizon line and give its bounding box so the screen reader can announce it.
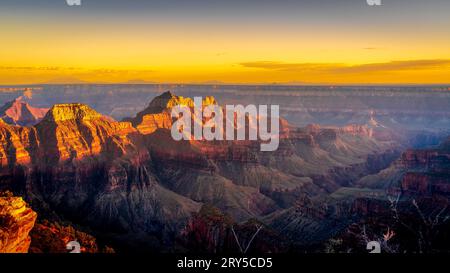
[1,83,450,87]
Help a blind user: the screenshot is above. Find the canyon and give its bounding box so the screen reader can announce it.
[0,193,37,253]
[0,87,449,253]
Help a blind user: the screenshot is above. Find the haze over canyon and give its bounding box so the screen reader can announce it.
[1,85,449,253]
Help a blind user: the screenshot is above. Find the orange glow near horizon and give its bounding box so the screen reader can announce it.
[1,4,450,85]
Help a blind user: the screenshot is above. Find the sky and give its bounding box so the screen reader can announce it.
[0,0,449,85]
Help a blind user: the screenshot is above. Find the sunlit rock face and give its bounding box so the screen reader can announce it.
[0,97,48,127]
[0,196,37,253]
[134,112,173,135]
[0,119,37,168]
[0,91,416,251]
[42,103,102,122]
[1,102,138,167]
[34,103,137,164]
[128,91,218,135]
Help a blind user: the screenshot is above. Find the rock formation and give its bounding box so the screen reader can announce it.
[35,103,137,163]
[0,119,37,168]
[128,91,217,135]
[0,91,429,253]
[0,97,48,127]
[0,194,37,253]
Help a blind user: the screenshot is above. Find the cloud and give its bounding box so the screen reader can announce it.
[0,66,155,74]
[239,61,338,72]
[334,59,450,73]
[89,68,155,76]
[240,59,450,74]
[0,66,62,71]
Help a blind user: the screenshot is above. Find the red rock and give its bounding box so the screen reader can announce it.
[0,119,37,167]
[0,97,48,126]
[0,195,37,253]
[34,103,138,163]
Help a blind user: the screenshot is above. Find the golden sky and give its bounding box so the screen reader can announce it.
[0,0,449,85]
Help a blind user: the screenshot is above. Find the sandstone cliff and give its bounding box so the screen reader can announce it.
[0,91,408,252]
[128,91,217,135]
[0,97,48,127]
[35,103,138,164]
[0,194,37,253]
[0,119,37,168]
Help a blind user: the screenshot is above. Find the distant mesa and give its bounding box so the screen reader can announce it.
[192,80,226,85]
[40,77,90,85]
[0,96,49,126]
[123,79,158,84]
[41,103,102,122]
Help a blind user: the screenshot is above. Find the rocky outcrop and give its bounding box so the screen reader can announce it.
[35,103,137,164]
[1,103,139,166]
[0,119,37,168]
[0,91,406,252]
[0,195,37,253]
[376,138,450,197]
[135,112,173,135]
[400,150,441,169]
[0,97,48,127]
[29,220,114,253]
[128,91,217,135]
